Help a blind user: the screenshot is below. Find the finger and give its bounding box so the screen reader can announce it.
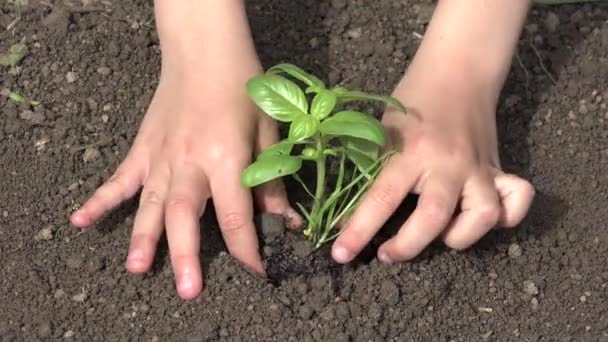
[164,165,208,300]
[125,165,170,274]
[331,157,415,264]
[378,173,461,263]
[494,172,535,227]
[442,175,500,250]
[210,161,265,276]
[70,156,144,228]
[253,116,303,229]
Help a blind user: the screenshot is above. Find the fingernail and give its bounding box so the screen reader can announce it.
[332,245,353,263]
[127,250,143,263]
[178,275,194,295]
[378,250,393,264]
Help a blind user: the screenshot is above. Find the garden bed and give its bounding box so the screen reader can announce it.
[0,0,607,341]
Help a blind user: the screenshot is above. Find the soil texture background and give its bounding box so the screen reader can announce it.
[1,0,608,341]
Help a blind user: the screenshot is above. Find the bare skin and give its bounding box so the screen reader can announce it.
[71,0,535,300]
[332,0,535,263]
[70,1,302,300]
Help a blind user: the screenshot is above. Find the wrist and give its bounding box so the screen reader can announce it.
[154,0,260,81]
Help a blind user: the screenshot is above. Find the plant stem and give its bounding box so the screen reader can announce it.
[308,135,327,243]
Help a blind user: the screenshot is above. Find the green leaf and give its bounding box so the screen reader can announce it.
[319,111,386,146]
[247,74,308,122]
[267,63,325,89]
[8,92,25,103]
[288,115,318,142]
[344,148,375,174]
[241,154,302,188]
[8,92,41,107]
[258,140,294,160]
[333,87,406,112]
[0,43,27,67]
[340,137,379,160]
[310,90,337,120]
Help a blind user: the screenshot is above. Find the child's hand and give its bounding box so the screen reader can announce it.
[331,0,535,264]
[70,0,301,300]
[331,85,535,264]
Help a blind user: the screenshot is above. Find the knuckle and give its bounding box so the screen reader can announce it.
[419,196,452,226]
[140,190,164,207]
[368,184,399,211]
[165,195,194,217]
[218,211,248,233]
[475,204,501,227]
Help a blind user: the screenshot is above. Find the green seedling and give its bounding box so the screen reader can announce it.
[241,63,406,248]
[0,43,27,67]
[8,92,41,106]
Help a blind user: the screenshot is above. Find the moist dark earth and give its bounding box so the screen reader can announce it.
[1,0,608,341]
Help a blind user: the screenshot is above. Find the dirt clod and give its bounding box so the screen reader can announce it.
[35,225,54,241]
[523,280,540,296]
[82,147,101,162]
[508,243,523,258]
[258,213,285,240]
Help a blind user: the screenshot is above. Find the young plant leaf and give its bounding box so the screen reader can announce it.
[332,87,406,112]
[288,115,319,142]
[258,140,294,160]
[344,148,375,175]
[247,74,308,122]
[339,137,380,160]
[310,90,337,120]
[319,111,386,146]
[241,154,302,188]
[0,43,27,67]
[8,92,26,103]
[267,63,325,90]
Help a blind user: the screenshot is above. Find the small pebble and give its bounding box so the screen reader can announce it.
[2,211,7,217]
[83,147,101,162]
[97,66,111,76]
[580,295,586,302]
[64,330,75,338]
[54,289,65,299]
[523,280,539,296]
[101,114,109,123]
[35,225,54,241]
[72,290,87,303]
[508,243,523,258]
[66,72,77,83]
[531,297,539,311]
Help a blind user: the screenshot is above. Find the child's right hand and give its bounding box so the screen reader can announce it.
[70,0,302,300]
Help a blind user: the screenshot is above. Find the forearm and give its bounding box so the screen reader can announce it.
[396,0,531,108]
[153,0,260,81]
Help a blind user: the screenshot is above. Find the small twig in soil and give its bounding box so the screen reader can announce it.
[6,17,20,31]
[515,51,530,91]
[529,40,557,86]
[70,136,112,153]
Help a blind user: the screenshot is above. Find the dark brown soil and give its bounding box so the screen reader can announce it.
[1,0,608,341]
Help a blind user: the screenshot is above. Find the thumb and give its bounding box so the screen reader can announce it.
[252,116,303,230]
[494,172,535,227]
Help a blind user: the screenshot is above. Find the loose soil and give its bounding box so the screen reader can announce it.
[1,0,608,341]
